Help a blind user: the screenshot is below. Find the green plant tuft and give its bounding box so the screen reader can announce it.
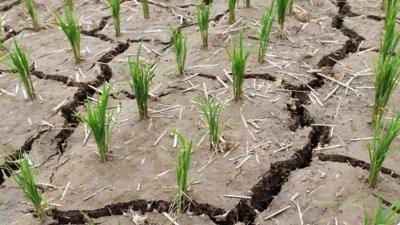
[55,3,81,63]
[108,0,121,37]
[172,28,187,77]
[5,154,47,220]
[228,0,238,24]
[77,84,114,162]
[197,97,223,150]
[175,130,193,214]
[7,38,36,101]
[128,43,152,119]
[364,197,400,225]
[258,1,276,63]
[227,28,251,101]
[23,0,39,30]
[197,1,211,49]
[141,0,150,19]
[277,0,290,38]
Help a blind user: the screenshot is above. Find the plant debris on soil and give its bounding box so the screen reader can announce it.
[0,0,399,225]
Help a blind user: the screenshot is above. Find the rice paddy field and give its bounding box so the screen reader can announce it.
[0,0,400,225]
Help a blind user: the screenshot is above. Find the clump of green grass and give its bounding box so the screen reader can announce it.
[364,197,400,225]
[77,84,114,162]
[258,1,276,63]
[368,112,400,187]
[373,0,400,125]
[55,3,81,63]
[197,1,211,49]
[172,28,187,77]
[277,0,290,38]
[227,29,251,101]
[5,154,47,220]
[128,43,152,119]
[228,0,238,24]
[23,0,39,30]
[175,131,193,214]
[141,0,150,19]
[7,38,36,101]
[197,97,223,150]
[108,0,121,37]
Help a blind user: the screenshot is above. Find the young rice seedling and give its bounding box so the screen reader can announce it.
[368,112,400,187]
[128,43,152,119]
[197,1,211,49]
[8,38,36,101]
[258,1,276,63]
[228,29,251,101]
[175,131,193,214]
[172,28,187,77]
[23,0,39,30]
[6,154,47,220]
[373,0,400,124]
[197,97,223,150]
[108,0,121,37]
[77,84,114,162]
[141,0,150,19]
[55,3,81,63]
[228,0,238,24]
[277,0,290,38]
[364,197,400,225]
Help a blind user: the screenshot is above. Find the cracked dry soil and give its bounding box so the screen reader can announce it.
[0,0,399,225]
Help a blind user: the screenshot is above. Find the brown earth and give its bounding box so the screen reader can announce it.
[0,0,399,225]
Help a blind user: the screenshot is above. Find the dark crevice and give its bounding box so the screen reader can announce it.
[81,16,114,43]
[316,153,400,179]
[31,70,83,87]
[0,0,20,12]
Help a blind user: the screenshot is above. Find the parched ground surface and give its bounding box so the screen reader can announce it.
[0,0,399,225]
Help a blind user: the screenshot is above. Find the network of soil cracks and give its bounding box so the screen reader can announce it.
[0,0,399,225]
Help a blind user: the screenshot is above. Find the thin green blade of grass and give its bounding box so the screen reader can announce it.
[197,1,211,49]
[175,130,193,214]
[368,112,400,187]
[5,154,46,220]
[76,84,114,162]
[108,0,121,37]
[141,0,150,19]
[364,197,400,225]
[23,0,39,30]
[128,42,152,119]
[228,0,238,24]
[197,97,223,150]
[228,28,251,101]
[373,0,400,125]
[258,0,276,63]
[172,28,187,77]
[277,0,290,38]
[6,38,36,101]
[55,4,81,63]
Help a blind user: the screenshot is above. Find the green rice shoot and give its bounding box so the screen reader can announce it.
[228,0,238,24]
[368,112,400,187]
[373,0,400,125]
[5,154,47,220]
[141,0,150,19]
[128,43,152,119]
[55,3,81,63]
[227,28,251,101]
[23,0,39,30]
[287,0,295,14]
[277,0,290,38]
[245,0,251,8]
[364,197,400,225]
[197,97,223,150]
[197,1,211,49]
[7,38,36,101]
[77,84,114,162]
[108,0,121,37]
[175,130,193,214]
[172,28,187,77]
[258,1,276,63]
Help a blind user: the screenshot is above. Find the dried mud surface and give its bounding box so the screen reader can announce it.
[0,0,399,225]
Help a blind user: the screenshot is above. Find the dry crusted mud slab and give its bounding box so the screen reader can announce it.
[0,0,399,225]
